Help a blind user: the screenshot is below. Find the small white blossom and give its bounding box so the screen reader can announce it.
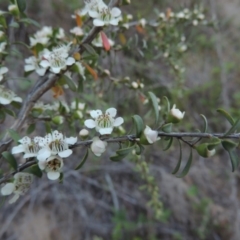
[90,7,122,26]
[75,62,86,80]
[80,0,107,16]
[71,101,85,110]
[30,26,53,47]
[0,85,22,105]
[8,4,18,12]
[12,136,43,158]
[38,155,63,180]
[144,126,160,144]
[193,20,198,26]
[56,28,65,39]
[1,173,33,204]
[40,44,75,74]
[84,108,124,135]
[91,137,107,156]
[70,27,84,36]
[0,67,8,82]
[0,42,7,53]
[168,104,185,123]
[37,130,77,161]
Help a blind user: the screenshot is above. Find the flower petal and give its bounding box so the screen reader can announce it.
[12,145,25,154]
[109,18,119,26]
[106,108,117,117]
[47,171,60,180]
[84,119,96,129]
[111,7,121,17]
[99,127,113,135]
[1,183,15,195]
[37,148,51,161]
[0,97,11,105]
[113,117,124,127]
[93,19,105,26]
[36,68,47,76]
[88,10,99,18]
[40,60,50,68]
[65,137,77,145]
[90,110,102,118]
[66,57,75,66]
[24,65,35,72]
[58,149,72,158]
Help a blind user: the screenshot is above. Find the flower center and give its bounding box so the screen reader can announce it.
[46,158,61,171]
[49,139,67,153]
[27,142,40,154]
[100,8,111,21]
[96,113,113,128]
[49,52,66,68]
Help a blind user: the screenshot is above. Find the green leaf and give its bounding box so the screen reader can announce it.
[135,143,144,155]
[62,75,77,92]
[27,123,35,134]
[59,172,64,183]
[75,149,88,170]
[9,21,19,28]
[4,108,16,118]
[172,140,182,174]
[0,110,6,121]
[200,114,208,133]
[163,96,170,112]
[224,118,240,136]
[19,18,40,27]
[83,43,97,56]
[16,0,26,12]
[161,123,172,133]
[148,92,159,124]
[217,108,234,125]
[8,129,20,142]
[110,154,126,162]
[222,139,238,151]
[78,79,84,93]
[163,137,173,151]
[23,164,42,178]
[132,115,144,137]
[177,148,193,178]
[228,150,239,172]
[45,122,51,133]
[2,151,18,170]
[116,144,135,157]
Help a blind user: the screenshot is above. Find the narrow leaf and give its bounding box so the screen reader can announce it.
[148,92,159,124]
[75,149,88,170]
[76,14,82,27]
[116,144,135,157]
[82,43,97,55]
[163,96,170,112]
[228,150,239,172]
[23,164,42,178]
[217,108,235,125]
[100,31,111,51]
[200,114,208,133]
[4,108,16,118]
[8,129,20,142]
[2,151,18,170]
[224,118,240,136]
[177,148,193,178]
[110,154,126,162]
[82,62,98,80]
[135,143,144,155]
[172,140,182,174]
[163,137,173,151]
[27,123,35,134]
[63,75,77,92]
[16,0,26,12]
[132,115,144,137]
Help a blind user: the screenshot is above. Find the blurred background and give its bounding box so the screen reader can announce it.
[1,0,240,239]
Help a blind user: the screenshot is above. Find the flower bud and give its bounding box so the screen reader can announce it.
[167,104,185,123]
[140,126,160,145]
[91,137,107,157]
[79,129,89,139]
[52,116,64,125]
[161,123,172,133]
[196,143,216,158]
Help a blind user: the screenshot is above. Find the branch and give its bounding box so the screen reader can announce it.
[0,130,239,185]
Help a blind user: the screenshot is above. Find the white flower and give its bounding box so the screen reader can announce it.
[12,136,43,158]
[40,44,75,74]
[0,42,7,53]
[80,0,107,16]
[0,67,8,82]
[1,173,33,204]
[56,28,65,39]
[0,85,22,105]
[170,104,185,120]
[37,130,77,161]
[92,33,114,48]
[8,4,18,12]
[38,155,63,180]
[70,27,84,36]
[144,126,160,144]
[30,26,53,47]
[91,137,107,156]
[24,50,48,76]
[90,7,122,26]
[84,108,124,135]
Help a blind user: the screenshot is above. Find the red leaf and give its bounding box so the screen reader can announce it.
[100,31,111,51]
